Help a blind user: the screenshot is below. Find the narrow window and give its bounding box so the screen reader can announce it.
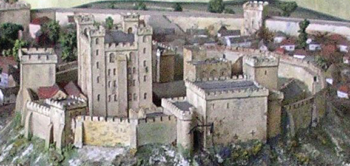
[314,76,318,82]
[113,68,116,75]
[108,95,111,102]
[143,48,146,54]
[145,67,148,73]
[108,69,111,76]
[110,53,115,63]
[108,81,111,87]
[227,103,229,109]
[114,80,117,87]
[97,76,100,83]
[97,94,100,101]
[128,93,132,101]
[128,27,132,34]
[114,95,117,101]
[143,60,146,67]
[96,50,99,56]
[96,38,99,45]
[144,93,147,99]
[144,75,147,82]
[96,62,99,69]
[265,70,267,75]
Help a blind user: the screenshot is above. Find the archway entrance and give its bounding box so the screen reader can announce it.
[193,130,203,152]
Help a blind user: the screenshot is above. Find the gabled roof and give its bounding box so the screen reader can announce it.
[38,84,62,99]
[338,84,350,94]
[280,38,296,45]
[294,49,307,55]
[0,56,17,74]
[63,81,82,97]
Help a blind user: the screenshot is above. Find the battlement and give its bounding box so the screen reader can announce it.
[185,79,269,100]
[283,96,314,110]
[74,14,94,25]
[75,115,131,124]
[194,74,246,82]
[161,98,193,121]
[20,48,57,64]
[89,25,106,37]
[122,12,140,21]
[243,1,268,11]
[137,26,153,35]
[45,99,65,109]
[44,96,87,110]
[26,101,50,116]
[104,42,137,51]
[0,2,30,11]
[138,115,176,124]
[244,54,279,67]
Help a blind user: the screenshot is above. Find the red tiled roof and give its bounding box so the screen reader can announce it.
[31,16,51,25]
[280,38,296,45]
[338,85,350,94]
[321,44,337,57]
[38,84,61,99]
[275,47,285,54]
[294,49,307,55]
[0,56,17,74]
[63,81,82,97]
[329,34,346,42]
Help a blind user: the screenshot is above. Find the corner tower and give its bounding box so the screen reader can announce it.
[242,1,269,36]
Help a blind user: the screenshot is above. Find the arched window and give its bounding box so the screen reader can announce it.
[128,27,133,34]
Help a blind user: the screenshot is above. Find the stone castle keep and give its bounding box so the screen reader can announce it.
[17,1,327,152]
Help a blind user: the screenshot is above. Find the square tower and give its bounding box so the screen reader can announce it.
[243,54,279,90]
[242,1,269,36]
[75,13,153,118]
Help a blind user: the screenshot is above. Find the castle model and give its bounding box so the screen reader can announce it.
[15,1,327,152]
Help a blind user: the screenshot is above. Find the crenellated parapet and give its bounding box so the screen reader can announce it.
[243,1,268,11]
[185,79,269,100]
[89,25,106,37]
[138,115,176,124]
[20,48,57,64]
[137,26,153,36]
[104,42,137,51]
[74,14,94,25]
[194,74,247,82]
[0,2,30,11]
[244,54,279,67]
[26,101,50,116]
[161,97,193,121]
[283,96,314,111]
[75,115,131,124]
[122,12,140,22]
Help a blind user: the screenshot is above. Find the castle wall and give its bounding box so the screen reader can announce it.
[266,17,350,38]
[137,116,177,146]
[206,96,268,146]
[74,115,177,148]
[30,111,51,140]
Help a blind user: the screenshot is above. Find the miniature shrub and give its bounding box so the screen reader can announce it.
[173,3,183,12]
[208,0,225,13]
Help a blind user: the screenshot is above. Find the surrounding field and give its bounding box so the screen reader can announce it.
[22,0,350,21]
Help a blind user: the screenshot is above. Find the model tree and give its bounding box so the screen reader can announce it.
[0,23,23,50]
[208,0,225,13]
[42,21,60,44]
[105,17,114,30]
[173,3,183,12]
[277,1,298,17]
[135,1,147,10]
[257,26,274,42]
[297,19,310,49]
[60,30,77,62]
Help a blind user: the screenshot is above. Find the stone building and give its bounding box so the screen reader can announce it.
[0,1,31,32]
[15,48,58,122]
[74,13,153,117]
[241,1,268,36]
[155,49,176,83]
